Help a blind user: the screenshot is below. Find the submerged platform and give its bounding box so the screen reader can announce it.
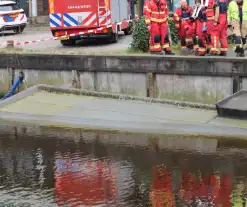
[1,85,247,139]
[216,90,247,119]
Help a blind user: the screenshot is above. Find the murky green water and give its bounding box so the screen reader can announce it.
[1,124,247,206]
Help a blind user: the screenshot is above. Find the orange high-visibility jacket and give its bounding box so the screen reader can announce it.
[145,0,169,24]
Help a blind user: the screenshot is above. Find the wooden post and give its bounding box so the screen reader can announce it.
[147,72,156,98]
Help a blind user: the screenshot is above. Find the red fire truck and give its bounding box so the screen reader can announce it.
[48,0,134,45]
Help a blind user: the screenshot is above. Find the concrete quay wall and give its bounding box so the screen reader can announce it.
[0,53,247,104]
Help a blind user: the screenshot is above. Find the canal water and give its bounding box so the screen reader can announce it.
[0,125,247,206]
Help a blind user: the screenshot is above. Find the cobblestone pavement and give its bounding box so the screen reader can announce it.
[0,26,132,53]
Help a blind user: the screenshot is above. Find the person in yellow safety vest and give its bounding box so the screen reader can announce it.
[228,0,247,57]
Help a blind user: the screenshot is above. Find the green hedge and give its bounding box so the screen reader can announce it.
[129,16,150,52]
[168,18,180,45]
[130,16,234,52]
[129,16,179,52]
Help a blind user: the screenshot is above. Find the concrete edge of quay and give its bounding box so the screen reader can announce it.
[1,111,247,141]
[1,84,247,141]
[1,53,247,105]
[0,53,247,76]
[0,84,216,110]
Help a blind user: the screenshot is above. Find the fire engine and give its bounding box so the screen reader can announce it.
[48,0,134,46]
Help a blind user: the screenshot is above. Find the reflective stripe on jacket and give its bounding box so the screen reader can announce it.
[228,0,247,23]
[145,0,169,24]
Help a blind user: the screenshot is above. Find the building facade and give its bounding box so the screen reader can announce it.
[17,0,190,18]
[138,0,194,16]
[15,0,48,17]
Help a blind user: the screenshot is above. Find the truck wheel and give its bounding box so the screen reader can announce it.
[124,28,132,35]
[124,22,133,35]
[109,32,118,43]
[124,25,133,35]
[61,39,76,46]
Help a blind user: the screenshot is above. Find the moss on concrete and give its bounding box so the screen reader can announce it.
[156,90,223,105]
[119,88,146,97]
[0,44,182,55]
[0,47,143,55]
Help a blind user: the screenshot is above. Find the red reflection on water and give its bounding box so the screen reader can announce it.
[214,175,232,207]
[54,154,117,206]
[149,165,175,207]
[149,166,232,207]
[179,171,232,206]
[179,171,200,204]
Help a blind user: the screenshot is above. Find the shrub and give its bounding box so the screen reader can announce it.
[129,16,150,52]
[168,18,180,45]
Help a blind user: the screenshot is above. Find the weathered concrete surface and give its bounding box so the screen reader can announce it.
[0,121,219,154]
[0,68,12,94]
[14,69,74,90]
[1,89,247,139]
[1,54,247,75]
[241,78,247,90]
[11,70,147,97]
[156,75,233,104]
[94,72,147,96]
[0,53,247,103]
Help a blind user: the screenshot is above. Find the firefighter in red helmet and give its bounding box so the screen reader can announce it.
[145,0,175,55]
[173,0,197,53]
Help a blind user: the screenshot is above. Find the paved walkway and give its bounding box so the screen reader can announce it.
[1,91,247,138]
[0,26,132,54]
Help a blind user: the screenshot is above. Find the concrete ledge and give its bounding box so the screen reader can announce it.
[0,53,247,76]
[1,84,247,140]
[38,84,216,110]
[1,54,246,104]
[0,84,215,110]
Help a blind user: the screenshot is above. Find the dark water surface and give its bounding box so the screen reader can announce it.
[1,125,247,207]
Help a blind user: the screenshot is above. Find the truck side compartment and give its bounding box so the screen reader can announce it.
[48,0,133,45]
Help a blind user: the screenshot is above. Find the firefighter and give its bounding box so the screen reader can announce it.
[228,0,247,57]
[173,0,197,53]
[149,165,175,206]
[145,0,175,54]
[191,0,208,56]
[205,0,228,55]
